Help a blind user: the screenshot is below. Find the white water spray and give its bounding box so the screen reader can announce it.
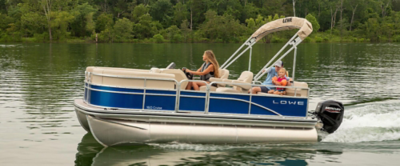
[322,100,400,143]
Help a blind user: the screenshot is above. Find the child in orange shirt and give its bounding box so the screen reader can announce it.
[268,68,288,95]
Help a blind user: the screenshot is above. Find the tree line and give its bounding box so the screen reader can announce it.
[0,0,399,43]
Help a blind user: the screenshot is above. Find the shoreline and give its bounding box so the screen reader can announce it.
[2,32,398,44]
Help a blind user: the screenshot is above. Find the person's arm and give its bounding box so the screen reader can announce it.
[263,67,272,73]
[188,64,214,76]
[185,64,203,73]
[271,76,278,85]
[285,76,292,86]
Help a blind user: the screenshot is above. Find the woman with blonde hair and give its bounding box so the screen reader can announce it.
[184,50,220,90]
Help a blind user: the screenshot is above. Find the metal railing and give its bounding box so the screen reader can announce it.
[84,72,309,117]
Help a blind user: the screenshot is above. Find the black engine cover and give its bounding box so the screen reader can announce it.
[315,100,344,133]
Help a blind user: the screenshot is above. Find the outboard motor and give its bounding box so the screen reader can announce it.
[315,100,344,133]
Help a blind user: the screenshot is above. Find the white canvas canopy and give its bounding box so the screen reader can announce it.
[221,17,313,83]
[251,17,313,42]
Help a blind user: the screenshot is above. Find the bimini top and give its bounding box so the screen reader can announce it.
[251,17,313,42]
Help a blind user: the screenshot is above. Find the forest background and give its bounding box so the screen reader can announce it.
[0,0,399,43]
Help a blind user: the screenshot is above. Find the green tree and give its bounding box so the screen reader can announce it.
[241,3,258,23]
[245,18,255,30]
[160,25,181,42]
[132,4,149,22]
[113,0,136,19]
[114,18,133,42]
[96,13,114,33]
[173,2,188,27]
[96,13,114,42]
[200,10,246,42]
[180,19,192,42]
[152,33,164,43]
[132,13,162,39]
[70,3,97,37]
[365,18,379,41]
[150,0,173,27]
[51,11,75,40]
[306,13,320,32]
[41,0,53,41]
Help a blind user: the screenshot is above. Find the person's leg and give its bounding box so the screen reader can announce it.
[250,87,261,94]
[186,82,192,90]
[258,86,270,94]
[268,90,275,94]
[192,82,206,90]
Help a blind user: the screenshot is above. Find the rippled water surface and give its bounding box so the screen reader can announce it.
[1,43,400,165]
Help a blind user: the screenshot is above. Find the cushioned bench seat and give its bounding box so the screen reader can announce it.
[86,67,176,90]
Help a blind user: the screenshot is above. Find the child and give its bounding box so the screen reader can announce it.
[268,68,288,95]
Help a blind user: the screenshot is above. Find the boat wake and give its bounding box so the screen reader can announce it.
[322,100,400,143]
[149,142,237,151]
[149,142,314,152]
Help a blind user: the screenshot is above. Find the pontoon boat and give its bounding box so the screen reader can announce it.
[74,17,344,147]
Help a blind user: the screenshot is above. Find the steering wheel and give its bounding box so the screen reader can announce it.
[182,67,193,80]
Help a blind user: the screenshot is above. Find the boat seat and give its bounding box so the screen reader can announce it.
[150,67,161,73]
[89,68,176,89]
[286,81,308,97]
[199,68,230,91]
[215,71,253,93]
[86,66,150,82]
[159,69,188,89]
[86,66,150,73]
[257,81,309,97]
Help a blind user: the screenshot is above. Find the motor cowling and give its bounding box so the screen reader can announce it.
[315,100,344,133]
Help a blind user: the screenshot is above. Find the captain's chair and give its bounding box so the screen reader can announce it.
[199,68,230,91]
[215,71,253,93]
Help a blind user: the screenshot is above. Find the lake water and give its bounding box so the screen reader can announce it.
[1,43,400,165]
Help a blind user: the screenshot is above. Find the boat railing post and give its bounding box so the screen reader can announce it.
[209,81,283,116]
[175,81,180,112]
[292,45,297,95]
[177,80,208,113]
[248,84,253,115]
[86,72,91,104]
[142,78,147,110]
[84,71,87,103]
[205,82,211,114]
[306,88,310,118]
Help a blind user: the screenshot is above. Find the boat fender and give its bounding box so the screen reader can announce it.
[314,100,344,133]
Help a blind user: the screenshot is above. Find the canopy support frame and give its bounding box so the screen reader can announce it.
[221,37,256,70]
[248,47,253,71]
[253,34,297,80]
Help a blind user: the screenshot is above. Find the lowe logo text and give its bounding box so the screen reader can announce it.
[273,100,304,105]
